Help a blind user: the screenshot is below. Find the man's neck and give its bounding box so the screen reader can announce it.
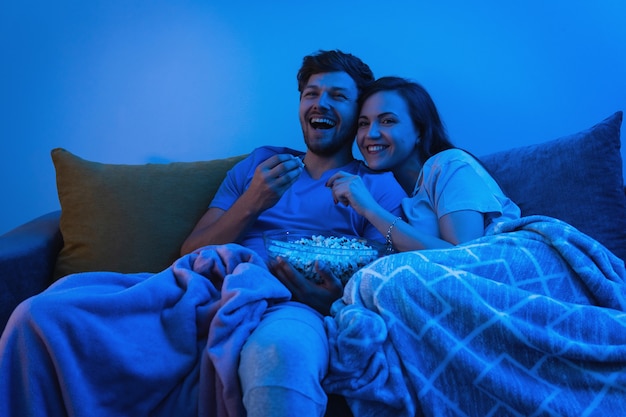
[302,150,355,180]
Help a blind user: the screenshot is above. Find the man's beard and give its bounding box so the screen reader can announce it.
[303,127,357,157]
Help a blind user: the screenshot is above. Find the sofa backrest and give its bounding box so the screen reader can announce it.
[481,111,626,261]
[48,112,626,278]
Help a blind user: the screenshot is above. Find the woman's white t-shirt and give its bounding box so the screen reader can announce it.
[402,149,521,238]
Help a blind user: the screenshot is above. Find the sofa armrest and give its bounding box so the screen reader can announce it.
[0,211,62,333]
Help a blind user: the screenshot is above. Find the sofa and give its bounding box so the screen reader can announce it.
[1,111,625,335]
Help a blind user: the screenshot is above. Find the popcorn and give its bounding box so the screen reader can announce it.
[265,233,381,285]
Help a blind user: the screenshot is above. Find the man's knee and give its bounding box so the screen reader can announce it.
[238,310,329,392]
[240,321,324,372]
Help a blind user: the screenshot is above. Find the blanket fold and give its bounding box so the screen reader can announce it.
[324,216,626,417]
[0,243,289,417]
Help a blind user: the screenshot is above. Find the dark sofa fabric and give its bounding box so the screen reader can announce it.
[0,211,62,331]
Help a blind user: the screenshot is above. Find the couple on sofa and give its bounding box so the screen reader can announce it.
[1,49,625,417]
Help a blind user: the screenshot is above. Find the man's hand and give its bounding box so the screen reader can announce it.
[248,154,305,212]
[180,154,304,255]
[326,171,379,217]
[269,257,343,316]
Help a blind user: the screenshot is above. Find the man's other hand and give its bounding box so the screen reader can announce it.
[269,257,343,316]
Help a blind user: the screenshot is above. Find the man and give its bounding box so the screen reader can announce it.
[0,50,405,417]
[181,50,406,416]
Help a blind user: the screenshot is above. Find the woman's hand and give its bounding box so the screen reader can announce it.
[269,257,343,316]
[326,171,380,217]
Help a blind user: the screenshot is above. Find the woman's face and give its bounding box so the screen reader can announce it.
[357,90,420,171]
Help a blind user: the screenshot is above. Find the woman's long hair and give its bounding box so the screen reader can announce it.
[359,76,507,193]
[358,76,454,163]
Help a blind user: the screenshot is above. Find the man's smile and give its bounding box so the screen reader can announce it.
[309,117,336,129]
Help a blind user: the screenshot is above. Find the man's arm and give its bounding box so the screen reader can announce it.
[180,193,264,255]
[180,153,305,255]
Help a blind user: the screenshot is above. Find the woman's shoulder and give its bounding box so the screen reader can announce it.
[431,148,475,162]
[423,148,479,171]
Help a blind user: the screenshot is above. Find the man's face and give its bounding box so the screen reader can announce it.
[299,71,359,156]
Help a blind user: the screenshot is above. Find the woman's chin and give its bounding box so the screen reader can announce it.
[365,161,390,172]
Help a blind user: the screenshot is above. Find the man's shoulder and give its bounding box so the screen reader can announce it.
[231,146,305,174]
[250,145,304,159]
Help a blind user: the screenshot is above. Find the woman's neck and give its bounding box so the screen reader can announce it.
[393,157,422,196]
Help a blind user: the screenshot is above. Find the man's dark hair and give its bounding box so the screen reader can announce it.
[297,50,374,95]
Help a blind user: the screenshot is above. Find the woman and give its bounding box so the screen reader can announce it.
[326,76,520,252]
[274,77,626,417]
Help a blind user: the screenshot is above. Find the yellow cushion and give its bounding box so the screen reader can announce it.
[51,148,246,278]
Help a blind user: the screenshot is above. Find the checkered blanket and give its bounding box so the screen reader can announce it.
[324,216,626,416]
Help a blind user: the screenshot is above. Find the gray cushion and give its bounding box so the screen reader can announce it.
[481,111,626,261]
[52,149,247,278]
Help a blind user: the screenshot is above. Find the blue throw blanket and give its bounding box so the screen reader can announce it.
[324,216,626,416]
[0,244,290,417]
[2,216,625,416]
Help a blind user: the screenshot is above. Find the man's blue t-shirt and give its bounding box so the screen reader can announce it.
[209,146,407,259]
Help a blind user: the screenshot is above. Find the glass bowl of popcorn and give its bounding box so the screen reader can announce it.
[263,230,385,285]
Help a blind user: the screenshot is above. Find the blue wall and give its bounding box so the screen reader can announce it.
[1,1,625,234]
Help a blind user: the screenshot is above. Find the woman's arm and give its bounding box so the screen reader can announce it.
[326,171,485,252]
[386,209,484,252]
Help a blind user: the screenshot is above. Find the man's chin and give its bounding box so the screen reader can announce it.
[305,137,352,157]
[306,127,334,140]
